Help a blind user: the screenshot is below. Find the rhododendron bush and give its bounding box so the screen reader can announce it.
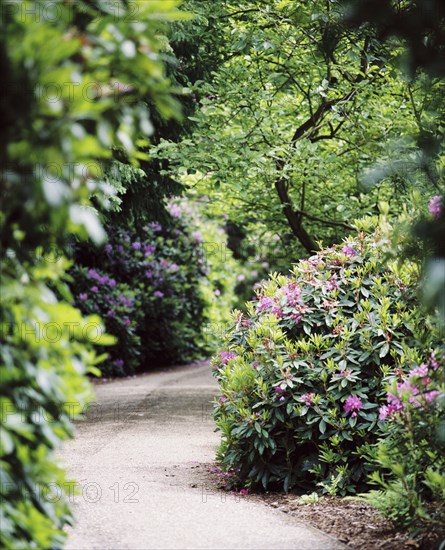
[212,220,441,493]
[70,216,206,376]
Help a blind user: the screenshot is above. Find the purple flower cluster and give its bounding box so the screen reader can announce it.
[119,294,134,308]
[218,351,238,365]
[428,195,444,219]
[341,245,357,257]
[88,268,116,288]
[191,231,203,243]
[379,355,441,421]
[344,395,363,417]
[149,222,162,232]
[282,282,301,307]
[168,204,182,218]
[325,273,339,292]
[300,392,316,407]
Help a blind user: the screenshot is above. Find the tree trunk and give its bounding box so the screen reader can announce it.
[275,178,319,253]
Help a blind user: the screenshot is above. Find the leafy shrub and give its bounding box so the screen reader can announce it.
[360,350,445,529]
[70,267,143,376]
[212,219,440,493]
[0,256,111,549]
[1,0,185,546]
[71,213,206,376]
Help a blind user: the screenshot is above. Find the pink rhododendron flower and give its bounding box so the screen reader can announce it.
[271,306,284,318]
[191,231,203,243]
[344,395,363,417]
[150,222,162,231]
[379,405,389,421]
[219,351,237,365]
[282,282,301,307]
[290,313,302,323]
[300,393,316,407]
[424,390,440,403]
[168,204,182,218]
[257,295,275,311]
[325,274,339,291]
[428,195,444,219]
[409,364,429,378]
[341,245,357,256]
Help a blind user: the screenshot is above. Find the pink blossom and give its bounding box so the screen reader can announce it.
[257,296,275,311]
[191,231,203,243]
[341,245,357,256]
[325,274,339,291]
[169,204,182,218]
[271,306,284,318]
[409,364,429,379]
[428,195,443,219]
[219,351,237,365]
[290,313,302,323]
[424,390,440,403]
[282,282,301,307]
[379,405,389,421]
[300,393,316,407]
[344,395,363,417]
[335,368,352,379]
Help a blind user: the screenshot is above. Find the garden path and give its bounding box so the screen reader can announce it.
[59,361,345,549]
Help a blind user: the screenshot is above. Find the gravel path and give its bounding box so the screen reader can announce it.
[59,361,345,549]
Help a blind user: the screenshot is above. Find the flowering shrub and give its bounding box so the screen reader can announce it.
[362,351,445,529]
[212,220,441,493]
[70,267,143,376]
[71,215,206,376]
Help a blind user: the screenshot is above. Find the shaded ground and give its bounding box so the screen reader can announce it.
[59,361,345,549]
[249,494,444,550]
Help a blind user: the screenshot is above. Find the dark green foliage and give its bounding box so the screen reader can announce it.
[71,217,206,376]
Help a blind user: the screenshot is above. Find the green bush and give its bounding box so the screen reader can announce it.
[212,218,440,494]
[0,256,111,548]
